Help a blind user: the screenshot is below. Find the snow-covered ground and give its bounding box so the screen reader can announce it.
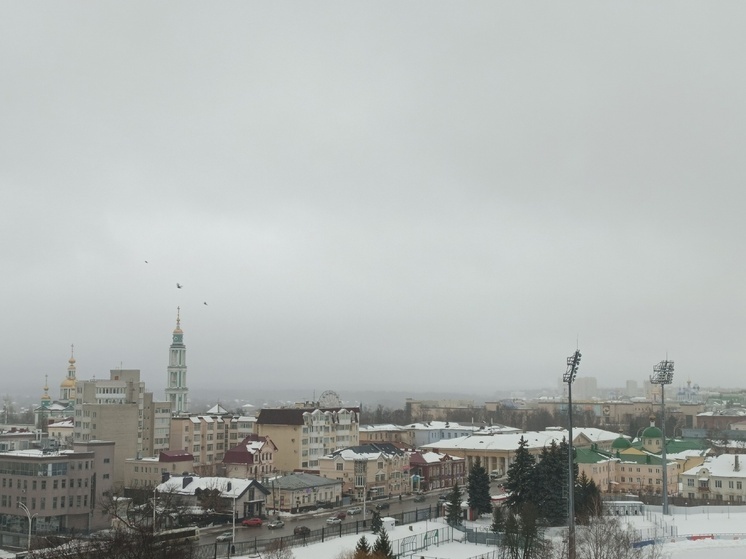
[272,507,746,559]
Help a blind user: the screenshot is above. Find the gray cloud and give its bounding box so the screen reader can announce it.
[2,2,745,399]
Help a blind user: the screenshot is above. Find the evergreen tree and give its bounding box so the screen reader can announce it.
[504,436,536,511]
[518,502,545,559]
[490,505,505,533]
[445,483,463,526]
[503,510,521,559]
[531,441,567,526]
[372,528,394,559]
[354,535,371,558]
[370,511,383,534]
[575,471,602,525]
[467,456,493,516]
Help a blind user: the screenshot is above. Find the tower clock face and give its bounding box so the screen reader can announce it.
[173,336,181,343]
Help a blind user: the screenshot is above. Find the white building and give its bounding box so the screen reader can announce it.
[680,454,746,503]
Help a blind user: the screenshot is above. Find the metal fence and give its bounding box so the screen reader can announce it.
[196,505,441,558]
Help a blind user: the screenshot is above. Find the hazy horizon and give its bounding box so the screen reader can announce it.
[3,3,745,397]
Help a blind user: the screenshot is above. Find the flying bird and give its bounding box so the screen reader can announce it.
[144,260,148,264]
[203,302,208,306]
[176,283,183,289]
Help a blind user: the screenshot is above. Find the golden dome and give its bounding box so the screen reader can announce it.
[60,377,76,389]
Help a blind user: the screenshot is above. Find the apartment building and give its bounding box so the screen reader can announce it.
[317,443,408,500]
[265,472,343,512]
[169,411,256,476]
[255,407,360,472]
[0,440,114,548]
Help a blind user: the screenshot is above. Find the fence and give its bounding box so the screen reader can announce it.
[195,505,442,558]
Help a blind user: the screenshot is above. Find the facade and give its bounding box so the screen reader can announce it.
[123,450,194,490]
[405,421,520,449]
[265,472,343,513]
[359,424,413,447]
[681,454,746,503]
[422,428,622,477]
[317,443,409,501]
[223,435,277,479]
[0,440,115,548]
[169,411,255,476]
[164,309,189,414]
[404,399,476,422]
[255,407,360,472]
[156,474,269,519]
[408,451,466,492]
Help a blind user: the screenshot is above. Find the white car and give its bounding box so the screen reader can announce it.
[215,532,233,543]
[326,517,342,525]
[347,507,363,515]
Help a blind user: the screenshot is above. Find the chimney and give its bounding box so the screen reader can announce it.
[226,481,232,491]
[182,476,193,489]
[161,472,170,483]
[736,456,740,472]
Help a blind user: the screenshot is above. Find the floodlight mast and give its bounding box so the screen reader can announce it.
[565,350,581,559]
[650,359,674,515]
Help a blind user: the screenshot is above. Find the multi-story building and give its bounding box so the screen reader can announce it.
[408,451,466,492]
[255,406,360,472]
[422,428,622,477]
[169,409,256,476]
[681,454,746,503]
[0,440,114,548]
[317,443,409,501]
[123,450,194,490]
[223,435,277,479]
[265,472,343,513]
[359,424,413,447]
[404,421,519,449]
[404,399,476,422]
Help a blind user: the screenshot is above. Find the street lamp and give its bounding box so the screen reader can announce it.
[17,501,36,552]
[650,359,674,515]
[153,487,157,531]
[564,349,581,559]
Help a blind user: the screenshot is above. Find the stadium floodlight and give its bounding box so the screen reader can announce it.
[650,359,674,515]
[565,349,581,559]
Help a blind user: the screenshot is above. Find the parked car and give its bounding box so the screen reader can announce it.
[326,516,342,525]
[347,507,362,515]
[242,517,262,527]
[414,495,426,503]
[375,502,390,511]
[294,525,311,536]
[438,494,449,502]
[267,519,285,530]
[215,532,233,543]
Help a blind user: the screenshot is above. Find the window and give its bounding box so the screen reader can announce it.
[336,463,344,471]
[715,480,723,488]
[687,479,694,487]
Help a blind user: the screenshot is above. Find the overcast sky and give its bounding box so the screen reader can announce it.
[2,2,745,401]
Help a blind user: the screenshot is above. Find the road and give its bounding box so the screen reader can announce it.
[200,480,507,546]
[199,491,447,546]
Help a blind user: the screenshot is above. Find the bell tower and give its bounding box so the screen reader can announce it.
[165,307,189,414]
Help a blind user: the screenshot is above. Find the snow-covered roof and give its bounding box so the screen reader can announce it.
[682,454,746,478]
[421,428,620,452]
[156,475,268,498]
[206,404,228,415]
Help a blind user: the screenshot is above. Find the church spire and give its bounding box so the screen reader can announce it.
[166,308,188,414]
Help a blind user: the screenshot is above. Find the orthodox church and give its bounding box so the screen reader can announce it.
[34,345,77,428]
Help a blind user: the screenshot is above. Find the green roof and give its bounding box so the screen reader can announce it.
[574,448,613,464]
[611,436,632,450]
[641,426,663,439]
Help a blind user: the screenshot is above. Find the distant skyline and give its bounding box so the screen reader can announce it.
[2,3,745,397]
